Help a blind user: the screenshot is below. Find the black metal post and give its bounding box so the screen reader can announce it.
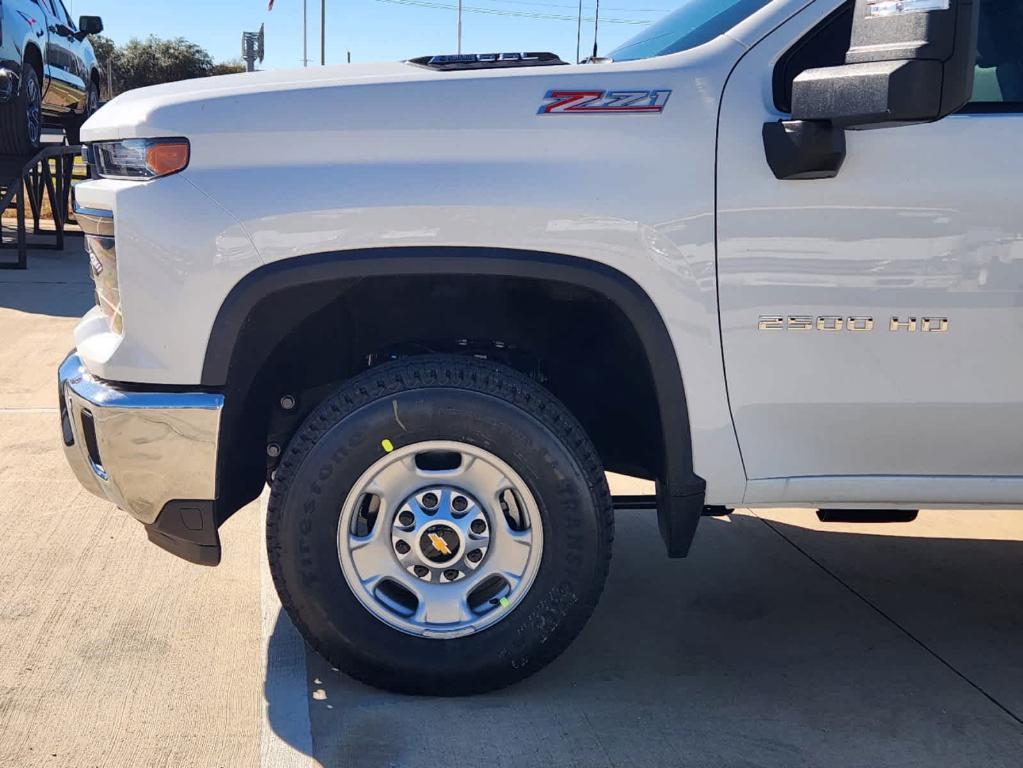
[15,185,26,269]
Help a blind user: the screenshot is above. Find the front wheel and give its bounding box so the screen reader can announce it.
[267,356,614,694]
[0,66,42,157]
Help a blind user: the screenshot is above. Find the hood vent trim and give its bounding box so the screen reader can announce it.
[407,52,567,71]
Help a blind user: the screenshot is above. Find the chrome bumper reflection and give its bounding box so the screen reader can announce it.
[58,353,223,525]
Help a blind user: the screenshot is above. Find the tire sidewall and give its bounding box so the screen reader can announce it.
[22,68,41,150]
[271,387,605,690]
[87,82,99,117]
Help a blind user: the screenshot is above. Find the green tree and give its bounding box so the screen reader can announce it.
[117,36,214,89]
[90,34,117,73]
[90,34,117,98]
[94,36,246,97]
[210,60,247,77]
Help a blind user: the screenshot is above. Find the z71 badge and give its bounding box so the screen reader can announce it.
[538,89,671,115]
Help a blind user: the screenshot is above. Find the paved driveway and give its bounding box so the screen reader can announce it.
[2,247,1022,767]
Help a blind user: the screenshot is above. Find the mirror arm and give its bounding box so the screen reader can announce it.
[762,119,847,181]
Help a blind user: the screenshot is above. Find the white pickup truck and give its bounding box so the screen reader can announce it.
[58,0,1020,694]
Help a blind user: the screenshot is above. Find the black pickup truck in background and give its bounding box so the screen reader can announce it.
[0,0,103,156]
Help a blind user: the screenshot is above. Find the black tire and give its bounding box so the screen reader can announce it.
[0,65,42,157]
[63,80,99,146]
[267,355,614,695]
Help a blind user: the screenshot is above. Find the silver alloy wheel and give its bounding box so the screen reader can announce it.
[25,74,41,146]
[337,441,544,639]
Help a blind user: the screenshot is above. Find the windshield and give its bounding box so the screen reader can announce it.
[609,0,774,61]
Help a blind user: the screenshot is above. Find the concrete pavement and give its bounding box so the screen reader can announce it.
[2,245,1023,767]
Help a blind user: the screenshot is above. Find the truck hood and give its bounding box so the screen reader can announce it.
[82,61,432,141]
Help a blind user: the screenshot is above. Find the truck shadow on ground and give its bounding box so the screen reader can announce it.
[265,512,1023,768]
[0,283,94,317]
[0,245,94,317]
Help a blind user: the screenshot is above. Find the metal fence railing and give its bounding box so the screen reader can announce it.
[0,143,83,270]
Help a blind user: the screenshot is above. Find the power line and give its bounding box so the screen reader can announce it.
[374,0,653,24]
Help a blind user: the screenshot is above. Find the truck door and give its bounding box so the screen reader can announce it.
[40,0,86,111]
[716,0,1023,498]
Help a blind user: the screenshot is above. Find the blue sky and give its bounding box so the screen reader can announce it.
[67,0,671,70]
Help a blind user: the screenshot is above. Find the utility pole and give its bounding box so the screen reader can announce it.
[457,0,462,54]
[321,0,326,65]
[303,0,308,66]
[575,0,583,63]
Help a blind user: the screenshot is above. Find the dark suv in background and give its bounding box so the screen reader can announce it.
[0,0,103,156]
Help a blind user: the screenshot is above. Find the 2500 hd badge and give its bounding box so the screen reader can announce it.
[758,315,950,332]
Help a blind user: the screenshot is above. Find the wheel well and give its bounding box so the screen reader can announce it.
[209,249,703,547]
[23,44,42,82]
[219,275,663,509]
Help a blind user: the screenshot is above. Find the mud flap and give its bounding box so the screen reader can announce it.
[657,477,706,558]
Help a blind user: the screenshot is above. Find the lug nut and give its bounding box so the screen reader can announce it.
[280,395,296,410]
[470,519,487,534]
[395,540,411,555]
[443,569,460,581]
[414,565,429,578]
[467,549,483,563]
[266,443,281,458]
[452,496,468,512]
[421,492,439,509]
[398,511,415,527]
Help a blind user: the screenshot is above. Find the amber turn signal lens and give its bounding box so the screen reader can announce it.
[145,141,190,177]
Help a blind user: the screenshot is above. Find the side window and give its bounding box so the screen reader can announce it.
[31,0,56,16]
[773,2,854,113]
[970,0,1023,109]
[55,0,76,30]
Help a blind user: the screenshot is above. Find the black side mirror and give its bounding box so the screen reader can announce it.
[78,16,104,36]
[765,0,980,180]
[793,0,980,128]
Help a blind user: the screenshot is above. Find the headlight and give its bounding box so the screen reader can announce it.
[91,138,190,180]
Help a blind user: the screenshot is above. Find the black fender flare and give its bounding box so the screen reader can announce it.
[204,247,707,556]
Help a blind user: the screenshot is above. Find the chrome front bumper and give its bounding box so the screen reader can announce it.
[58,353,224,526]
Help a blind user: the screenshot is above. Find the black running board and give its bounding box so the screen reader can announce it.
[612,494,657,510]
[612,495,731,517]
[816,509,919,523]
